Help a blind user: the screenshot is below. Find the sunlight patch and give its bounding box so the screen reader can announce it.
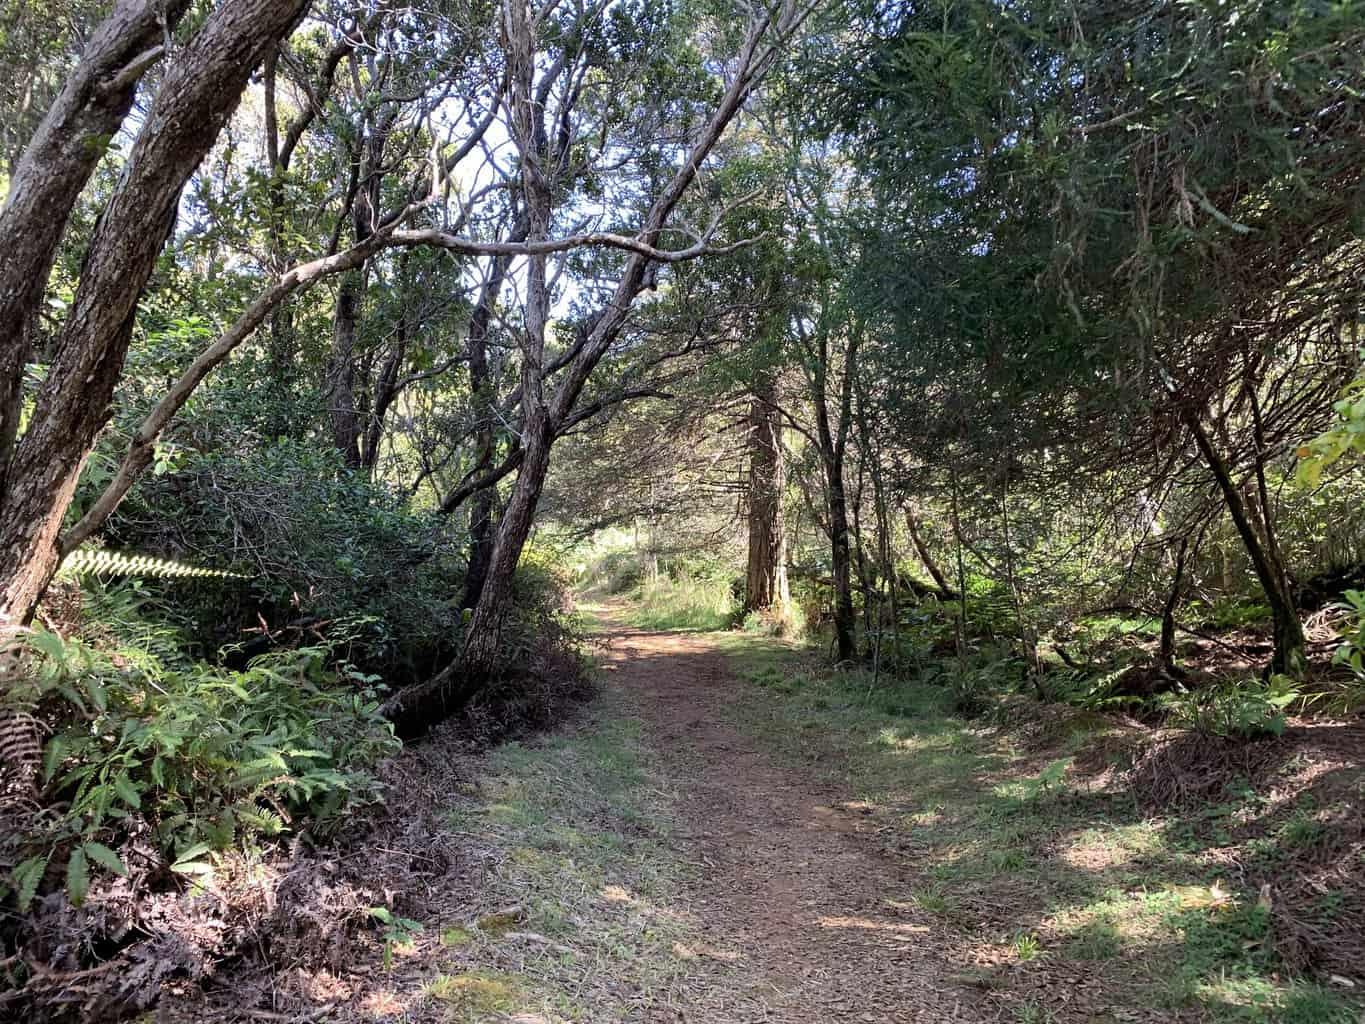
[817,914,930,937]
[601,884,637,904]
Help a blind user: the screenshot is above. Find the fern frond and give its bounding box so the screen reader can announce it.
[0,709,42,802]
[58,549,244,581]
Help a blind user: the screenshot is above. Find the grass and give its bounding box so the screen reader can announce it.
[712,631,1363,1024]
[425,689,709,1021]
[625,575,736,631]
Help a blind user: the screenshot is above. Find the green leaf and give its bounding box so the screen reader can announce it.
[83,842,129,877]
[112,773,142,809]
[66,847,90,906]
[42,735,67,783]
[85,675,107,713]
[174,841,212,863]
[30,628,65,661]
[11,855,48,912]
[170,860,214,877]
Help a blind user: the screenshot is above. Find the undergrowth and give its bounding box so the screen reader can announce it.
[715,632,1364,1024]
[626,574,737,632]
[1,584,397,916]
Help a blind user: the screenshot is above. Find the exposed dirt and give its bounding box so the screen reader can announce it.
[595,620,987,1023]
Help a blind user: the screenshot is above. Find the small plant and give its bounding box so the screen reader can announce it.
[1021,757,1073,801]
[368,906,425,970]
[1013,997,1056,1023]
[2,619,398,911]
[1011,931,1044,961]
[1157,676,1304,738]
[1069,920,1122,960]
[1329,589,1365,712]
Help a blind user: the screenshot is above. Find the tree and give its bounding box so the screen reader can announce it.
[0,0,310,637]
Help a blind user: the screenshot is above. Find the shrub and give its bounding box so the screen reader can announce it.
[1155,676,1304,739]
[1,605,398,910]
[740,602,806,639]
[106,440,466,681]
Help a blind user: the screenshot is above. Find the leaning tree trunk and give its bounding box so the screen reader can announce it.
[0,0,309,636]
[1185,408,1306,676]
[0,0,191,490]
[905,506,959,599]
[744,383,789,614]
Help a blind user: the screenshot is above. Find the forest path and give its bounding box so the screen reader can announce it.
[594,614,985,1023]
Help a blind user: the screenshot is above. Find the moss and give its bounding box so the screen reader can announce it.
[426,971,523,1016]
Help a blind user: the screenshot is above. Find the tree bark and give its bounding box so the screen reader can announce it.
[804,319,857,662]
[328,271,365,468]
[0,0,190,489]
[460,241,520,610]
[0,0,308,632]
[1159,536,1189,676]
[1184,407,1306,676]
[744,381,789,614]
[904,506,959,599]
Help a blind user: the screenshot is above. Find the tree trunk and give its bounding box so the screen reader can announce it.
[381,1,800,731]
[0,0,190,488]
[459,248,517,610]
[744,383,789,614]
[904,506,959,599]
[805,324,856,663]
[328,271,365,468]
[1184,408,1306,676]
[1159,536,1189,676]
[0,0,308,633]
[827,457,856,661]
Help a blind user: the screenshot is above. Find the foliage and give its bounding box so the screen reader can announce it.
[1297,366,1365,487]
[2,602,398,909]
[1329,589,1365,713]
[111,440,466,678]
[1155,676,1305,740]
[58,547,243,581]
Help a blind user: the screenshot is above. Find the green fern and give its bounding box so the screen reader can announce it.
[57,548,243,581]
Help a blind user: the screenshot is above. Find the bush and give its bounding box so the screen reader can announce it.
[740,602,806,639]
[107,440,466,681]
[1,592,398,911]
[1155,676,1304,739]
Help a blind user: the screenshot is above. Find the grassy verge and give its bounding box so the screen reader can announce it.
[395,690,710,1022]
[712,633,1363,1024]
[623,576,736,632]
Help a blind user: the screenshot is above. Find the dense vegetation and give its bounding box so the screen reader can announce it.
[0,0,1362,1019]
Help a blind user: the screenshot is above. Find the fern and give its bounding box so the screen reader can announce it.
[0,709,43,797]
[57,548,243,581]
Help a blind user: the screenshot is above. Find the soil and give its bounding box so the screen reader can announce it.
[595,619,985,1023]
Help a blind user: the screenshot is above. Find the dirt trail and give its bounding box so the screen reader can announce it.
[598,620,985,1023]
